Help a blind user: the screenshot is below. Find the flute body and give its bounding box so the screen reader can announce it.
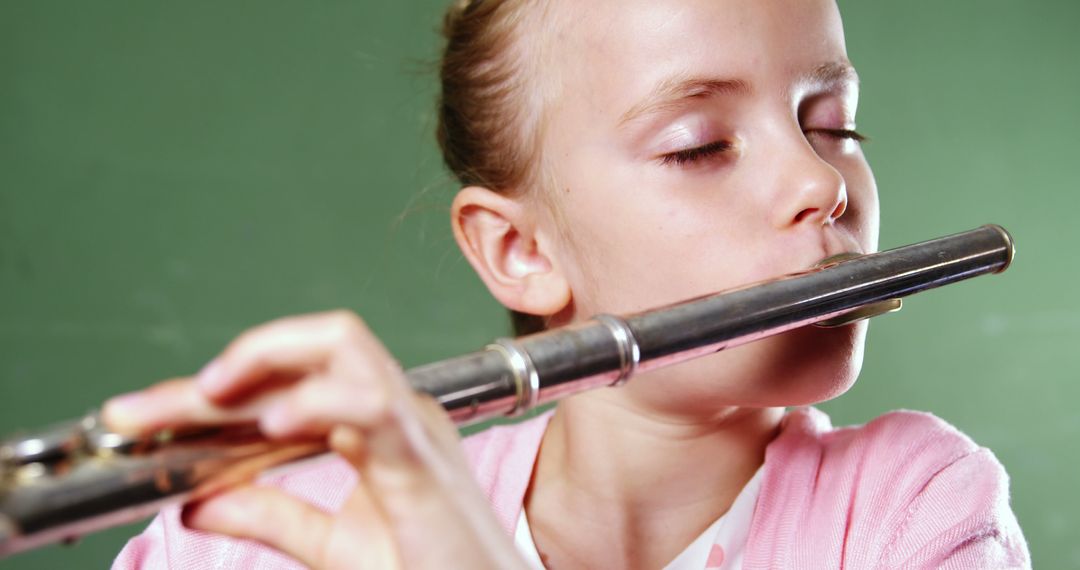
[0,225,1015,558]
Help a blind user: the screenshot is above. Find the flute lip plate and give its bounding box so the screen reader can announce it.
[809,251,904,328]
[813,298,903,328]
[813,251,862,268]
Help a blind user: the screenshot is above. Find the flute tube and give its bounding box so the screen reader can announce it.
[413,224,1014,423]
[0,224,1014,557]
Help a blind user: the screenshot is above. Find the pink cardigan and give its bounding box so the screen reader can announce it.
[113,408,1030,568]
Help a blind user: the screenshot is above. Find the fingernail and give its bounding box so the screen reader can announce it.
[107,391,145,410]
[102,391,147,430]
[196,358,226,394]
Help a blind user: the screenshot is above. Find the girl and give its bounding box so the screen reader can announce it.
[106,0,1030,568]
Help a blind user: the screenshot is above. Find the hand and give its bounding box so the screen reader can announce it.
[103,310,528,570]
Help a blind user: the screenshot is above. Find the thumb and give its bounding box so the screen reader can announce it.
[182,483,401,570]
[182,486,333,568]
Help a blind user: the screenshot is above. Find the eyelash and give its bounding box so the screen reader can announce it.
[660,129,867,166]
[810,128,868,143]
[660,140,734,166]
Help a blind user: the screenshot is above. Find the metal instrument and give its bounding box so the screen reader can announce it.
[0,224,1015,558]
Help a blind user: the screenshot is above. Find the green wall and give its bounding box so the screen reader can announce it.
[2,1,1076,567]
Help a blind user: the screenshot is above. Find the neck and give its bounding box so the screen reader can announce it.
[535,389,782,510]
[523,386,783,568]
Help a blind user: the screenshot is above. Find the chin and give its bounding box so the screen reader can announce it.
[757,321,868,407]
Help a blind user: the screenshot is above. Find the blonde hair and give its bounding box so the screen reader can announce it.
[437,0,552,335]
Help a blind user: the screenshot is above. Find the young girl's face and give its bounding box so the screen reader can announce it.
[535,0,879,411]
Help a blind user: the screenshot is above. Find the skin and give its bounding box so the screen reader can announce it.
[457,0,878,567]
[105,0,878,568]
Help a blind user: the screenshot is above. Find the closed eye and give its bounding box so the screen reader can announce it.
[660,140,734,166]
[806,128,868,142]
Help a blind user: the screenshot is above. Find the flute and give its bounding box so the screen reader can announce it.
[0,224,1015,558]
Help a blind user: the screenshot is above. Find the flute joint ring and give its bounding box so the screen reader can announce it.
[486,338,539,416]
[594,314,641,386]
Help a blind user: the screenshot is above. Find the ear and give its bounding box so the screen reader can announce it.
[451,186,571,318]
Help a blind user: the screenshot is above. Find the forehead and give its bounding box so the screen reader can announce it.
[545,0,848,114]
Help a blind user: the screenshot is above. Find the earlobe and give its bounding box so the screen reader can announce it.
[450,186,572,317]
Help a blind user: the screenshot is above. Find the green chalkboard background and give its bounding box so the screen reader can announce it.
[2,1,1077,567]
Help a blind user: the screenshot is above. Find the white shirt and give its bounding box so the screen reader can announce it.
[514,467,763,570]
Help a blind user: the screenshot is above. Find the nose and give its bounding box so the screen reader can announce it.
[770,139,848,228]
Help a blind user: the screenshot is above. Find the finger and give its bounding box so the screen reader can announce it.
[361,401,472,514]
[262,379,440,492]
[331,426,438,569]
[182,486,333,569]
[199,311,397,403]
[410,393,466,454]
[328,425,369,465]
[102,378,287,435]
[259,377,391,439]
[336,459,402,569]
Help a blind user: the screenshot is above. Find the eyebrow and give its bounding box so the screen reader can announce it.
[618,77,749,127]
[618,60,859,128]
[807,60,860,89]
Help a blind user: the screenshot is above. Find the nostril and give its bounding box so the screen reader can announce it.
[830,199,847,221]
[794,208,818,224]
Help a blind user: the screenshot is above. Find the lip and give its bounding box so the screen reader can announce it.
[802,228,866,270]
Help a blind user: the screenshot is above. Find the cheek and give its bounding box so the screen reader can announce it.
[555,198,671,312]
[557,194,766,317]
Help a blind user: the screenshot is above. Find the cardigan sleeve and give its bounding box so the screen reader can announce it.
[882,446,1030,569]
[111,508,173,569]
